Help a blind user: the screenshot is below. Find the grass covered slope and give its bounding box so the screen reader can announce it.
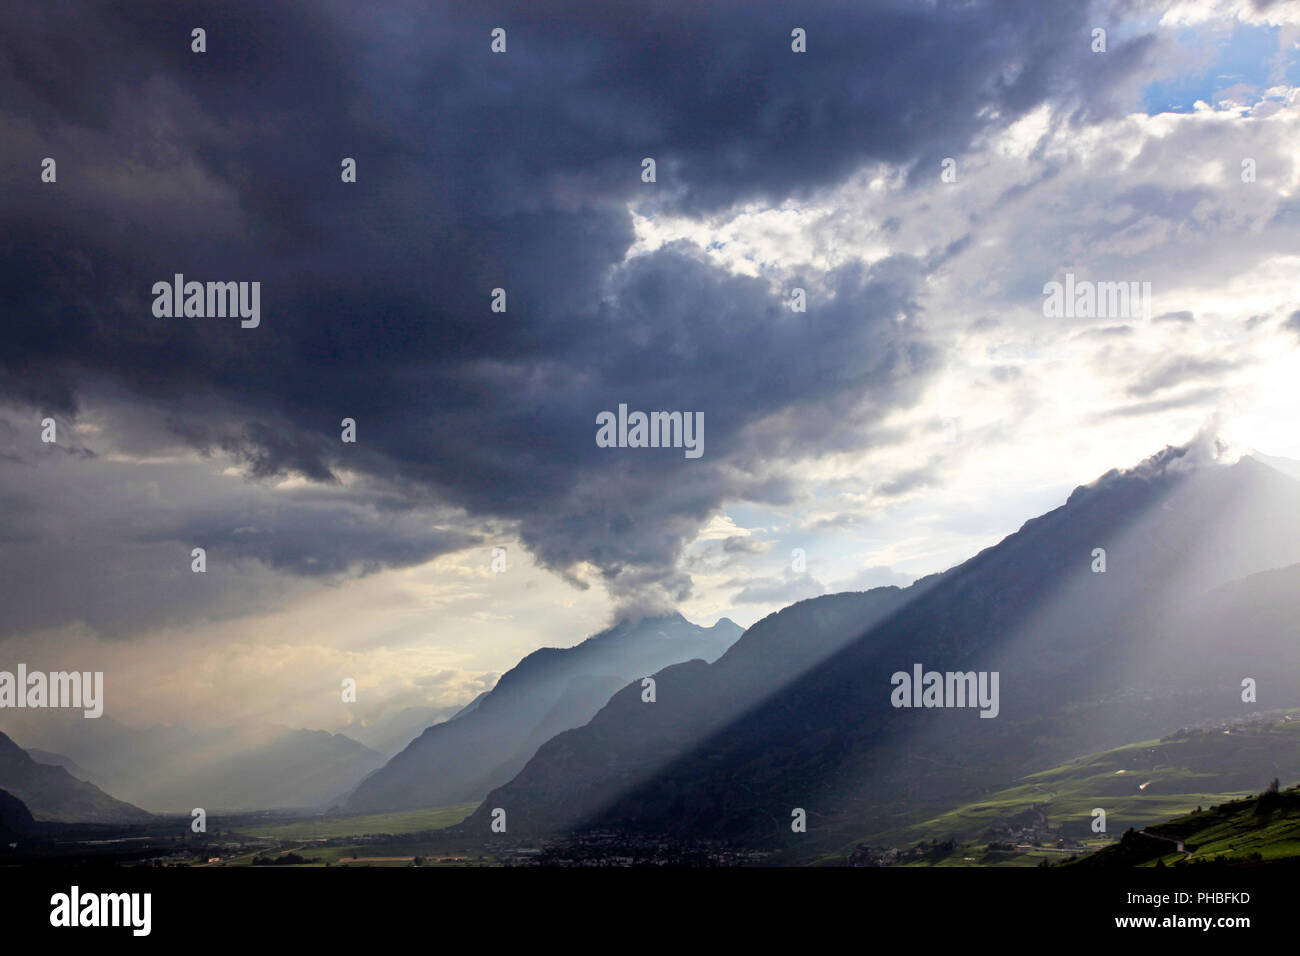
[825,712,1300,866]
[907,714,1300,841]
[1068,781,1300,867]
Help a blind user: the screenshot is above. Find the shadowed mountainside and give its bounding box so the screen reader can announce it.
[462,447,1300,851]
[0,731,152,824]
[346,613,743,812]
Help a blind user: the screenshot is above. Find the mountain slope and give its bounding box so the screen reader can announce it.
[8,715,226,807]
[136,729,387,812]
[463,447,1300,848]
[860,711,1300,854]
[0,788,36,840]
[345,613,744,812]
[27,749,100,786]
[0,731,151,824]
[344,706,456,758]
[479,674,630,792]
[1068,781,1300,867]
[10,718,387,813]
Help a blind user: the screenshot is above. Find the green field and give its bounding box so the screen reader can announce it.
[910,715,1298,837]
[236,803,478,841]
[216,841,496,867]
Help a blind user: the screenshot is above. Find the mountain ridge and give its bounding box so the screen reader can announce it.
[459,446,1300,850]
[345,612,743,813]
[0,731,152,824]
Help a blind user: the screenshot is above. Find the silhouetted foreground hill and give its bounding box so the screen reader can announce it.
[0,788,36,839]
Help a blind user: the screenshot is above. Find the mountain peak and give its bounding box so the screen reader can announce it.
[345,607,742,813]
[462,434,1300,847]
[607,610,688,630]
[1067,434,1243,506]
[0,732,28,761]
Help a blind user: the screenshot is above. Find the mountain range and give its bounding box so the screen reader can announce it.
[7,440,1299,860]
[342,705,462,758]
[455,446,1300,851]
[346,613,743,812]
[0,731,151,824]
[6,718,386,813]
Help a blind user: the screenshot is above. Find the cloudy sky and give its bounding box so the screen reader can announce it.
[2,0,1299,738]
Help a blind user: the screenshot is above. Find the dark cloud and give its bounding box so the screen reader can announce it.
[1074,325,1135,339]
[722,536,767,555]
[805,512,866,532]
[1126,356,1242,398]
[682,533,770,576]
[1096,386,1225,421]
[162,503,477,578]
[877,460,943,497]
[0,0,1158,615]
[0,421,478,637]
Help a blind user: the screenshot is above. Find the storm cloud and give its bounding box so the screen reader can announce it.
[0,1,1159,623]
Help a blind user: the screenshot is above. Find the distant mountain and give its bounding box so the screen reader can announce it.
[480,674,630,789]
[27,749,100,786]
[0,731,151,824]
[8,714,216,806]
[344,706,459,758]
[462,446,1300,849]
[1246,450,1300,483]
[10,718,385,812]
[129,729,387,813]
[346,613,744,813]
[450,691,490,721]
